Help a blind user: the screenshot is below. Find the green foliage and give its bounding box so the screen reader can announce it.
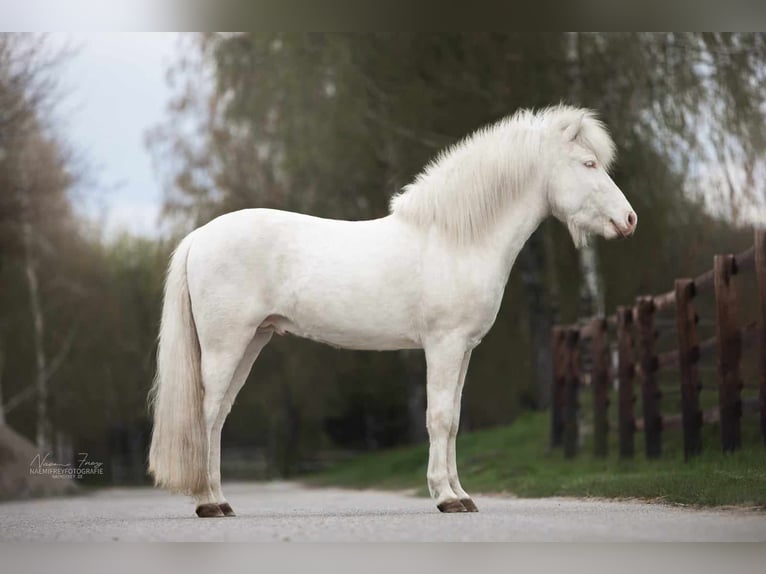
[1,233,167,464]
[310,411,766,507]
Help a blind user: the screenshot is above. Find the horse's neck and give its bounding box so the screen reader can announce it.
[489,183,550,277]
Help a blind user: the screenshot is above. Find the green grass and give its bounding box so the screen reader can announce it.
[308,412,766,507]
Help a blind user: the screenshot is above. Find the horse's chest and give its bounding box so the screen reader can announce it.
[461,288,505,338]
[424,268,506,342]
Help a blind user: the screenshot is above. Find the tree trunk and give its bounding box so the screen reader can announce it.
[566,32,606,318]
[519,228,556,409]
[22,217,50,452]
[403,349,427,442]
[577,243,605,317]
[0,341,5,426]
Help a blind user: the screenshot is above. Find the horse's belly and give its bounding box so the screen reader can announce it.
[259,313,420,351]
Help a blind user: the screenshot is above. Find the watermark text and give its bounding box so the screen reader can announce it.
[30,452,104,480]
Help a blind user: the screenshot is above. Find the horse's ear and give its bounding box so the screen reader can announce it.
[562,113,585,142]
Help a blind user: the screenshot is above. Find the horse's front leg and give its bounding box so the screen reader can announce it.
[447,350,478,512]
[424,338,470,513]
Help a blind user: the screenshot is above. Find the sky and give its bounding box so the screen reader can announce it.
[50,33,180,237]
[36,32,766,236]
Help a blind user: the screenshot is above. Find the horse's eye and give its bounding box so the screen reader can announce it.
[584,160,597,169]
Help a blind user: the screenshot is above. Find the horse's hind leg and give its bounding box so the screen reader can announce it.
[207,331,273,517]
[193,326,269,518]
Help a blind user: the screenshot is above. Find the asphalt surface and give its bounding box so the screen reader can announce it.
[1,481,765,541]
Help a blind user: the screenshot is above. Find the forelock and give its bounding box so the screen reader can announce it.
[577,112,616,171]
[542,105,617,171]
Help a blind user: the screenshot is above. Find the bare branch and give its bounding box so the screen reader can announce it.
[2,324,78,416]
[3,384,35,415]
[44,324,78,383]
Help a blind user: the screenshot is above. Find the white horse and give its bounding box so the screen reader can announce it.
[148,105,637,517]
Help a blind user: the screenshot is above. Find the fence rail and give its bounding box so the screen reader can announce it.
[550,229,766,460]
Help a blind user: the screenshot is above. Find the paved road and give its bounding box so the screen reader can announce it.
[1,482,765,541]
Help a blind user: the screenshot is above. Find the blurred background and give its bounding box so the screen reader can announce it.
[1,33,765,496]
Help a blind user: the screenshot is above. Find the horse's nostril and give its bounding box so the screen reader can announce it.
[626,212,637,228]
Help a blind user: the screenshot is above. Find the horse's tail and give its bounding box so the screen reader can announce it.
[148,233,208,495]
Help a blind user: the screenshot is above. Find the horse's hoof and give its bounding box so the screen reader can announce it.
[196,503,225,518]
[437,499,468,513]
[218,502,236,517]
[460,498,479,512]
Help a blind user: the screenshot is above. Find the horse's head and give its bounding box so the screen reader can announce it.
[546,109,637,247]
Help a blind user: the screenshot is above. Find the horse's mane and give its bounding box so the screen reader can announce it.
[389,105,616,244]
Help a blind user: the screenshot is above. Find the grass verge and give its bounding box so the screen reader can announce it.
[307,411,766,507]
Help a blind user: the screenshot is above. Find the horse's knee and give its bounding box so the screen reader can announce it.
[426,408,452,438]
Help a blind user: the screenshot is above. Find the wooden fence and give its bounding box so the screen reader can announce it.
[550,229,766,460]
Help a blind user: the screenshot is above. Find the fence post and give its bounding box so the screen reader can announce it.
[550,326,566,448]
[616,306,636,459]
[755,230,766,446]
[675,278,703,459]
[714,254,743,452]
[562,327,581,459]
[636,296,662,458]
[590,317,609,458]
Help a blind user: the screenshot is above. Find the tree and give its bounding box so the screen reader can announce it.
[148,33,766,472]
[0,35,78,454]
